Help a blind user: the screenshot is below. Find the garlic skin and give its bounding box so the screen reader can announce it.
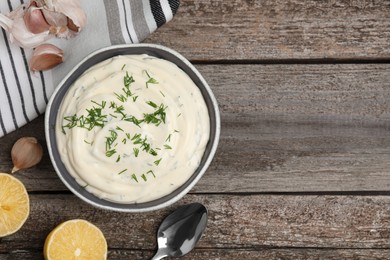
[0,0,86,48]
[0,5,52,49]
[42,9,68,27]
[23,2,50,34]
[30,43,64,71]
[34,0,86,38]
[11,137,43,173]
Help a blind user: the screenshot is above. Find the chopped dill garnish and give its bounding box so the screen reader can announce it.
[164,144,172,150]
[133,148,139,157]
[131,173,139,182]
[118,169,127,175]
[84,140,93,145]
[124,115,143,127]
[113,105,126,118]
[106,149,116,157]
[105,130,118,149]
[124,71,135,87]
[146,100,158,108]
[114,92,127,102]
[62,68,175,182]
[63,114,78,129]
[149,149,158,156]
[154,158,162,166]
[147,170,156,178]
[143,104,167,126]
[145,70,158,88]
[91,100,106,108]
[131,133,141,141]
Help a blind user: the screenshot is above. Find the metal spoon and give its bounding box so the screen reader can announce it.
[151,203,208,260]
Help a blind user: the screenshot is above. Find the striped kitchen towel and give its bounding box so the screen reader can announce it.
[0,0,179,138]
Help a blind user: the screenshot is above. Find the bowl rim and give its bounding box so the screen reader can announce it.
[44,43,221,212]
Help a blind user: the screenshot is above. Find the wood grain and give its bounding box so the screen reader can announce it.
[1,64,389,193]
[145,0,390,61]
[2,194,390,257]
[3,249,390,260]
[1,1,389,259]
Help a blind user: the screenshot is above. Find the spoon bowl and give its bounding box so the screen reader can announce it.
[152,203,208,259]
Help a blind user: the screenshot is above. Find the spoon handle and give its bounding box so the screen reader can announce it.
[151,249,167,260]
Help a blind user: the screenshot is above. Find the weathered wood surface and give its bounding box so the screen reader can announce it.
[2,195,390,259]
[1,0,390,259]
[5,249,390,260]
[145,0,390,61]
[1,64,389,192]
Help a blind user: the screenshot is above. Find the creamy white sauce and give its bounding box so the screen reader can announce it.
[56,54,210,203]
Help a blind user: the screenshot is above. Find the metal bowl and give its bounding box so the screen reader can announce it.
[45,44,220,212]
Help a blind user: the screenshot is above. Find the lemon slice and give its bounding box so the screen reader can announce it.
[44,219,108,260]
[0,173,30,237]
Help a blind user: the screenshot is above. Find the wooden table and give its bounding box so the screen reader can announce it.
[1,0,390,259]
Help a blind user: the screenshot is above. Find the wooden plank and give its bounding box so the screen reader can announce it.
[0,64,389,192]
[197,63,390,192]
[3,249,390,260]
[145,0,390,60]
[2,194,390,253]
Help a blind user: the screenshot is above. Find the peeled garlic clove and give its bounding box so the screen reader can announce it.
[30,43,64,71]
[23,2,50,34]
[11,137,43,173]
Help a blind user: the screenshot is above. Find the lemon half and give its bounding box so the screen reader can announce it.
[44,219,108,260]
[0,173,30,237]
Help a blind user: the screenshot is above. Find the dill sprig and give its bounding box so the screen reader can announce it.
[145,70,158,88]
[164,144,172,150]
[133,148,139,157]
[143,103,167,126]
[147,170,156,178]
[154,158,162,166]
[118,169,127,175]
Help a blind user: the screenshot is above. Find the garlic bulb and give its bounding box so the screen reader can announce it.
[30,43,64,71]
[11,137,43,173]
[0,6,52,49]
[0,0,86,49]
[32,0,86,38]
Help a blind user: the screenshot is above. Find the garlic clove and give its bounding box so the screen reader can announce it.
[49,0,87,36]
[0,0,86,48]
[11,137,43,173]
[23,3,51,34]
[0,4,52,49]
[41,9,68,27]
[33,0,86,38]
[29,43,64,71]
[67,17,79,32]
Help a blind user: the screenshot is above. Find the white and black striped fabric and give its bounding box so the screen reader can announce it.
[0,0,179,138]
